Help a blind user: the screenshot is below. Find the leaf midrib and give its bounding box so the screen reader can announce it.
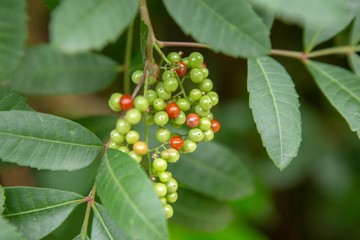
[92,204,116,240]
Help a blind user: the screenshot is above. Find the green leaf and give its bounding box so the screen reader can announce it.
[0,185,4,214]
[163,0,270,57]
[0,87,32,111]
[140,20,149,62]
[73,234,90,240]
[254,7,275,30]
[350,10,360,45]
[0,110,103,171]
[91,203,127,240]
[348,53,360,75]
[3,187,83,240]
[171,189,233,232]
[43,0,60,12]
[96,149,168,240]
[9,44,118,95]
[0,217,26,240]
[305,60,360,138]
[75,116,117,141]
[50,0,140,53]
[168,141,253,201]
[249,0,349,29]
[247,56,302,170]
[0,0,27,80]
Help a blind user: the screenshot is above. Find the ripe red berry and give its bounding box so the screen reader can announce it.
[176,61,187,77]
[186,113,200,128]
[166,102,181,119]
[211,119,221,133]
[169,136,184,150]
[120,94,133,111]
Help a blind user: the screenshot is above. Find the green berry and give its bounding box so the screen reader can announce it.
[131,70,143,84]
[128,151,142,163]
[163,204,174,219]
[154,111,169,126]
[108,140,119,149]
[110,129,125,144]
[195,104,210,117]
[159,197,167,206]
[182,57,190,69]
[124,108,142,125]
[125,130,140,144]
[155,127,171,143]
[163,77,178,92]
[166,178,178,193]
[199,95,213,110]
[153,182,167,197]
[167,52,181,63]
[173,111,186,125]
[166,192,178,203]
[189,52,204,68]
[207,91,219,106]
[177,98,191,112]
[189,88,202,101]
[162,70,175,81]
[108,93,122,112]
[146,90,157,105]
[159,171,171,183]
[117,146,129,153]
[199,78,213,92]
[199,117,212,131]
[167,148,180,163]
[200,67,209,79]
[188,128,204,142]
[182,139,197,153]
[156,82,171,100]
[134,96,149,112]
[190,68,204,83]
[153,98,166,111]
[203,129,214,142]
[153,158,168,172]
[116,119,131,134]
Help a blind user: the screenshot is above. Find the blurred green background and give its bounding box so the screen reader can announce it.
[1,1,359,239]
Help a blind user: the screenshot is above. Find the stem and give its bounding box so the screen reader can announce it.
[306,45,355,58]
[80,185,96,239]
[157,40,209,49]
[270,49,305,60]
[154,43,171,64]
[123,22,134,93]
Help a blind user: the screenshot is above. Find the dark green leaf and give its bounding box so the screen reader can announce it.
[0,87,32,111]
[0,217,26,240]
[348,53,360,75]
[305,60,360,138]
[163,0,270,57]
[350,10,360,45]
[169,141,253,201]
[91,203,127,240]
[50,0,140,53]
[3,187,83,240]
[43,0,60,12]
[75,115,117,142]
[140,20,149,62]
[249,0,349,29]
[0,0,27,80]
[247,56,302,170]
[9,45,118,95]
[171,189,233,231]
[96,149,168,240]
[0,110,103,171]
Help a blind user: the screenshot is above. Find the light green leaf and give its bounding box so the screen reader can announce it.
[247,56,302,170]
[96,149,168,240]
[0,217,26,240]
[350,10,360,45]
[168,141,253,201]
[305,60,360,138]
[91,203,127,240]
[0,185,4,214]
[9,44,118,95]
[3,187,83,240]
[75,115,117,141]
[249,0,349,29]
[348,53,360,75]
[0,87,32,111]
[0,0,27,80]
[50,0,140,53]
[0,110,103,171]
[171,189,233,232]
[163,0,270,57]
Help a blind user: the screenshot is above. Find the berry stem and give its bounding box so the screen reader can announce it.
[79,184,96,239]
[157,40,209,49]
[123,22,135,94]
[174,74,187,98]
[154,43,171,65]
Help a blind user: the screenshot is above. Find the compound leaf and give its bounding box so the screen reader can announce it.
[247,56,302,170]
[168,141,253,201]
[0,110,103,171]
[0,0,27,80]
[306,60,360,138]
[171,189,233,232]
[50,0,139,53]
[91,203,127,240]
[10,45,118,95]
[3,187,83,240]
[163,0,270,57]
[0,87,32,111]
[96,149,168,240]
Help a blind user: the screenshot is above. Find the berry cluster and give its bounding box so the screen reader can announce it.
[107,51,220,219]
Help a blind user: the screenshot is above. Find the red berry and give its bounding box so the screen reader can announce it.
[202,63,207,68]
[211,119,221,133]
[166,102,181,119]
[176,61,187,77]
[120,94,133,111]
[186,113,200,128]
[170,136,184,150]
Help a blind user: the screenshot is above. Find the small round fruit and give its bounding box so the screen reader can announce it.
[128,151,142,163]
[199,117,212,131]
[166,102,181,119]
[125,130,140,144]
[182,139,197,153]
[176,61,187,77]
[162,70,175,81]
[200,67,209,79]
[167,148,180,163]
[146,90,157,105]
[110,129,125,144]
[195,104,210,117]
[189,88,202,101]
[189,52,204,68]
[166,192,178,203]
[199,95,213,110]
[117,146,129,153]
[163,77,178,92]
[211,119,221,133]
[160,149,170,160]
[133,141,148,155]
[131,70,143,84]
[199,78,213,92]
[186,113,200,128]
[159,197,167,206]
[124,108,142,125]
[153,98,166,111]
[182,57,190,68]
[163,204,173,219]
[116,119,131,134]
[177,98,191,112]
[153,158,168,172]
[153,182,167,197]
[173,111,186,125]
[108,140,119,149]
[190,68,204,83]
[154,111,169,126]
[203,129,214,142]
[108,93,122,112]
[188,128,204,142]
[207,91,219,106]
[120,94,133,110]
[134,96,149,112]
[169,136,184,150]
[166,178,178,193]
[156,82,171,100]
[167,52,180,63]
[156,127,171,143]
[158,171,171,183]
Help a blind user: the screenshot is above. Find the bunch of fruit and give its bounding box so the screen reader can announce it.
[107,51,220,218]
